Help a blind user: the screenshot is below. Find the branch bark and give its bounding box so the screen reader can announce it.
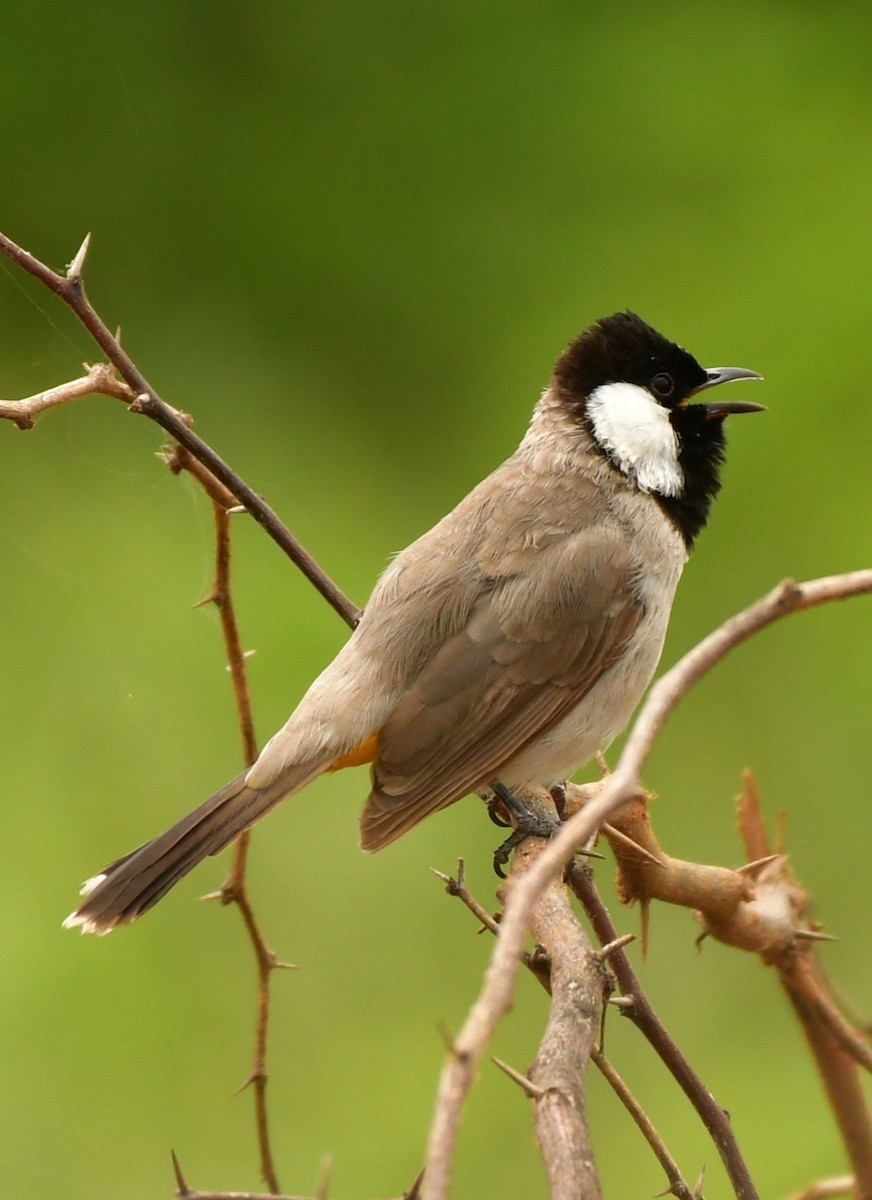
[437,861,698,1199]
[510,826,605,1198]
[568,862,757,1199]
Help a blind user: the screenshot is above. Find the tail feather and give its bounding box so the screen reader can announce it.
[64,762,322,934]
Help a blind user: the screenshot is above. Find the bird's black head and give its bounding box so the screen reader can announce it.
[552,311,763,548]
[555,311,709,408]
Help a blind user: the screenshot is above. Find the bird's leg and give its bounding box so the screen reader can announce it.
[490,780,562,878]
[549,781,568,821]
[485,793,513,828]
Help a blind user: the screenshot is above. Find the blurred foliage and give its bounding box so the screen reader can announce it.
[1,2,870,1197]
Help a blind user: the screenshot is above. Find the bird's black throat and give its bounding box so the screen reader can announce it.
[657,405,728,549]
[552,311,733,550]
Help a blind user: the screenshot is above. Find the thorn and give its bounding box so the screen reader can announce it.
[271,957,300,971]
[436,1021,456,1053]
[695,930,709,952]
[492,1056,545,1098]
[431,866,460,896]
[233,1069,260,1095]
[170,1149,189,1196]
[594,751,610,777]
[736,853,782,878]
[66,232,91,280]
[193,591,218,609]
[226,504,247,514]
[432,858,467,895]
[596,932,635,961]
[115,325,123,344]
[404,1168,425,1200]
[199,889,225,903]
[224,650,256,667]
[128,391,150,414]
[609,995,635,1010]
[603,822,664,868]
[794,927,840,943]
[693,1166,706,1198]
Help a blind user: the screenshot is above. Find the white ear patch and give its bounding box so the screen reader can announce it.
[586,381,683,497]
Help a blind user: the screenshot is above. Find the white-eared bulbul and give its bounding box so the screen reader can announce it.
[66,311,762,934]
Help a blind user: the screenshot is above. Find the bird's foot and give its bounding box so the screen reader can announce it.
[490,781,562,878]
[549,781,568,821]
[485,792,513,828]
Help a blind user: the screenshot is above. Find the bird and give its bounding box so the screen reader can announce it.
[64,311,763,934]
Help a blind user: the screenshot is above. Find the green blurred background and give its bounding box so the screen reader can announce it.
[1,3,870,1197]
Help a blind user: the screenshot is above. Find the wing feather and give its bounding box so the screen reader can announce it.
[360,522,643,849]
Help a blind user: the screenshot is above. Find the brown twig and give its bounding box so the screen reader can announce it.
[171,1150,421,1200]
[509,829,605,1199]
[0,362,131,427]
[164,444,289,1194]
[437,860,695,1199]
[595,792,754,923]
[580,770,872,1195]
[784,954,872,1199]
[735,780,872,1199]
[492,1056,545,1099]
[431,860,500,937]
[0,230,360,629]
[785,1178,854,1200]
[423,570,872,1200]
[568,862,757,1199]
[591,1048,697,1200]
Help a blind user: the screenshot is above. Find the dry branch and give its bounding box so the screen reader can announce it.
[4,229,872,1200]
[163,446,287,1192]
[171,1150,423,1200]
[0,231,360,629]
[0,362,130,426]
[507,823,605,1198]
[437,861,698,1199]
[568,862,758,1199]
[423,569,872,1200]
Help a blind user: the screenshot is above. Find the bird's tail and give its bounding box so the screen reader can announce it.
[63,762,323,935]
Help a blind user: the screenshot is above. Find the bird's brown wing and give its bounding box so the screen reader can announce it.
[359,523,643,849]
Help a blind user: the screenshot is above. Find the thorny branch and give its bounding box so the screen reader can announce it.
[438,860,699,1200]
[735,781,872,1200]
[423,569,872,1200]
[4,230,872,1198]
[567,861,757,1198]
[0,230,397,1196]
[0,229,364,1193]
[0,230,360,630]
[502,794,605,1199]
[164,444,289,1194]
[0,362,129,426]
[171,1150,424,1200]
[583,771,872,1197]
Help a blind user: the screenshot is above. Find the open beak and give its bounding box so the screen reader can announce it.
[692,367,765,417]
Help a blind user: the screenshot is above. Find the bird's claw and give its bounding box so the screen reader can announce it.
[489,781,562,877]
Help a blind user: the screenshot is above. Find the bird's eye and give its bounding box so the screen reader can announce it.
[651,372,674,399]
